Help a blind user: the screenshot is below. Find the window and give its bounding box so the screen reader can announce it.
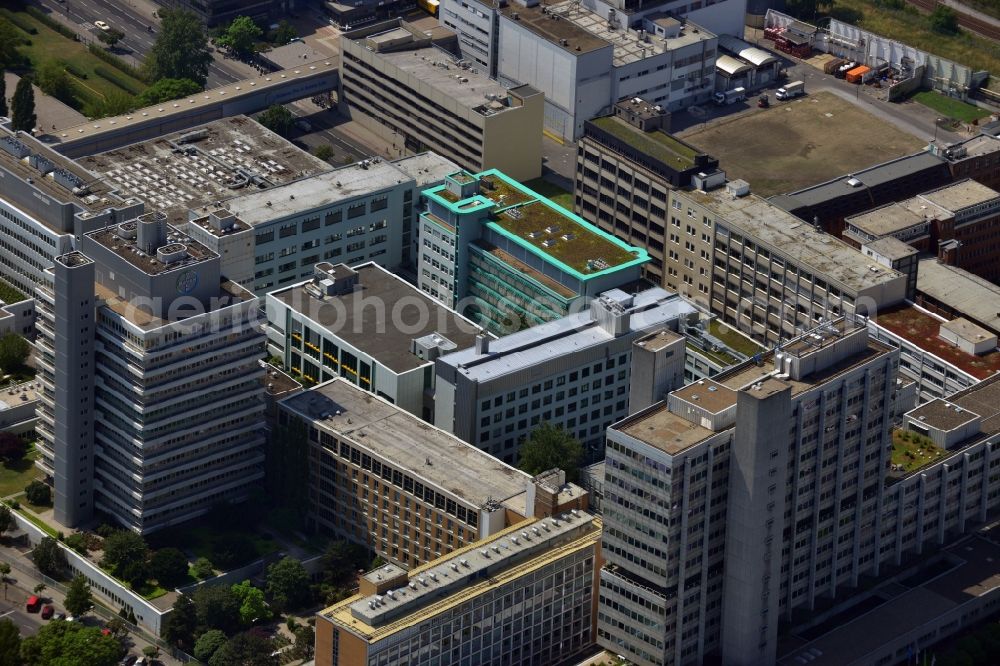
[302,216,320,232]
[347,202,366,219]
[325,210,342,226]
[279,223,297,238]
[371,195,388,212]
[255,230,274,244]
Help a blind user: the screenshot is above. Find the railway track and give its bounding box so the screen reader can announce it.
[906,0,1000,41]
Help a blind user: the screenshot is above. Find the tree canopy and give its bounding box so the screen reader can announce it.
[0,618,21,666]
[10,77,36,133]
[208,631,277,666]
[194,629,228,663]
[929,6,959,35]
[162,594,197,649]
[64,575,94,617]
[218,16,262,56]
[31,536,67,578]
[96,28,125,48]
[20,621,123,666]
[135,77,201,106]
[0,432,26,463]
[256,105,293,137]
[0,20,25,71]
[0,333,30,373]
[36,60,74,105]
[265,557,310,612]
[24,480,50,506]
[193,584,241,635]
[232,580,269,625]
[149,547,189,588]
[0,504,15,536]
[517,422,584,482]
[100,531,149,587]
[144,9,213,86]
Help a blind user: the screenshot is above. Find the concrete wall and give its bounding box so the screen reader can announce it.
[6,506,170,636]
[888,65,926,103]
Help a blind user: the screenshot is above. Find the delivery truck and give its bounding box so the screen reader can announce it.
[713,87,747,105]
[775,80,805,100]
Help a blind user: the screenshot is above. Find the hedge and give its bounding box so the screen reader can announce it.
[64,62,88,80]
[93,65,144,95]
[25,6,76,40]
[86,44,150,84]
[0,8,39,35]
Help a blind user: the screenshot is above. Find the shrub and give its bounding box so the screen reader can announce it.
[64,62,88,79]
[86,44,149,83]
[0,9,38,35]
[25,480,51,506]
[25,6,77,39]
[92,66,144,96]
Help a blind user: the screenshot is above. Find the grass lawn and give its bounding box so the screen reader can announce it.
[523,177,575,211]
[3,8,145,111]
[912,90,991,123]
[8,496,59,538]
[709,320,762,357]
[135,583,169,600]
[891,430,948,473]
[822,0,1000,83]
[0,449,40,498]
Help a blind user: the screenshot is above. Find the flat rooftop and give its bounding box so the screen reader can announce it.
[672,379,739,414]
[260,41,332,70]
[862,236,918,261]
[368,43,518,113]
[0,380,40,411]
[845,199,943,239]
[324,511,600,641]
[616,404,716,455]
[95,278,253,331]
[0,130,119,216]
[499,3,608,55]
[390,152,460,188]
[281,378,530,506]
[87,217,217,276]
[917,258,1000,335]
[951,373,1000,436]
[79,117,330,228]
[779,534,1000,666]
[224,158,412,226]
[874,302,1000,380]
[942,133,1000,159]
[690,190,904,292]
[919,179,999,213]
[781,151,949,208]
[438,288,696,382]
[906,399,980,432]
[589,116,700,170]
[269,263,482,373]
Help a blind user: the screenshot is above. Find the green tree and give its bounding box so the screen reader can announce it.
[36,60,74,104]
[31,536,66,578]
[0,333,29,373]
[162,594,197,649]
[218,16,262,56]
[32,583,45,596]
[929,5,959,34]
[144,9,213,86]
[10,77,35,133]
[191,556,215,579]
[320,541,368,588]
[211,533,255,569]
[135,77,200,106]
[273,20,296,45]
[0,562,10,583]
[0,20,24,71]
[64,574,93,617]
[0,618,21,666]
[84,90,136,118]
[0,73,7,118]
[193,584,241,635]
[256,104,293,137]
[0,432,27,462]
[313,144,333,161]
[0,504,15,536]
[517,422,584,482]
[149,547,189,587]
[208,632,277,666]
[293,624,314,659]
[64,532,90,555]
[104,617,128,640]
[232,580,269,625]
[96,28,125,48]
[265,557,310,612]
[100,531,149,586]
[24,480,51,506]
[194,629,228,662]
[20,621,123,666]
[142,645,159,660]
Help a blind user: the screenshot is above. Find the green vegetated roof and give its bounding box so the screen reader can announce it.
[709,319,762,357]
[591,116,699,169]
[891,429,948,474]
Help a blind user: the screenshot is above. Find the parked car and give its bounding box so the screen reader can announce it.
[41,605,54,620]
[25,596,41,613]
[120,656,138,666]
[94,20,110,31]
[54,612,66,621]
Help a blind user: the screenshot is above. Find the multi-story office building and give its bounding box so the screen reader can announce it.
[930,132,1000,191]
[666,183,907,347]
[35,212,266,533]
[915,257,1000,337]
[266,262,483,419]
[340,20,544,181]
[497,3,718,141]
[279,377,590,569]
[844,179,1000,284]
[0,129,142,295]
[598,319,900,665]
[221,153,458,294]
[315,509,602,666]
[435,287,693,461]
[419,169,648,333]
[575,98,720,284]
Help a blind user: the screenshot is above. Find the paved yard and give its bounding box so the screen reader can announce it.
[676,91,926,196]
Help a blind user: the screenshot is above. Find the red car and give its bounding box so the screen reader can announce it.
[41,605,54,620]
[25,596,41,613]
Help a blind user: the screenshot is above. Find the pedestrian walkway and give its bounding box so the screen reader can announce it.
[941,0,1000,29]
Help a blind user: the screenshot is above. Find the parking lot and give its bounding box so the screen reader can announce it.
[676,90,927,196]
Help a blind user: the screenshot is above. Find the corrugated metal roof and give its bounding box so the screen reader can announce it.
[718,35,778,68]
[716,54,751,76]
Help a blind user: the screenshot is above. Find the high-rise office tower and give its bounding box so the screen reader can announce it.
[35,212,266,533]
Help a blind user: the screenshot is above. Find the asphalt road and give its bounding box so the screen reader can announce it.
[37,0,240,87]
[0,597,44,638]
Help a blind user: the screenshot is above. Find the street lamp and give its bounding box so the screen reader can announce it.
[933,118,944,141]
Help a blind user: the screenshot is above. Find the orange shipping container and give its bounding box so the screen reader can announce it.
[846,65,870,84]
